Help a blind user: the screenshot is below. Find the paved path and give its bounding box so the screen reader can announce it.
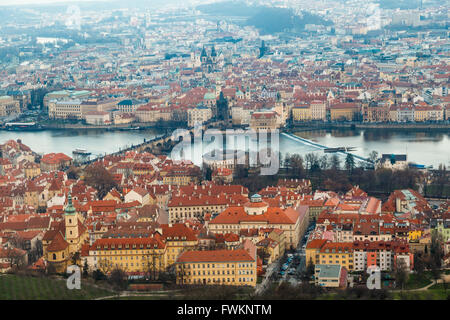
[94,290,182,300]
[410,280,436,291]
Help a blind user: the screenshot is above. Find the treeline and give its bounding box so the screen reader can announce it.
[235,152,422,195]
[284,152,420,194]
[255,282,391,300]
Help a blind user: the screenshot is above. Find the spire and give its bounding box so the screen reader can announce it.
[65,192,76,215]
[201,47,207,58]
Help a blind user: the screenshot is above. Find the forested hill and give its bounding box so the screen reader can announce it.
[246,7,332,35]
[196,1,333,35]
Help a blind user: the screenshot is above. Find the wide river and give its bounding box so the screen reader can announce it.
[0,128,449,168]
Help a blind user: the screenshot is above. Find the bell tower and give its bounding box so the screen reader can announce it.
[65,193,79,250]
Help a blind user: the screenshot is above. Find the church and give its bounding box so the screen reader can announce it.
[42,193,88,273]
[191,46,221,73]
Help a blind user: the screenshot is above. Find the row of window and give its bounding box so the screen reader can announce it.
[186,263,253,269]
[92,250,163,255]
[185,277,254,284]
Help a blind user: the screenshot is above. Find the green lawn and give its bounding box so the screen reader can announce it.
[105,295,168,300]
[392,289,448,300]
[428,283,449,290]
[404,272,433,290]
[0,275,113,300]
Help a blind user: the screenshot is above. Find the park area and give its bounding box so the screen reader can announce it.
[0,274,113,300]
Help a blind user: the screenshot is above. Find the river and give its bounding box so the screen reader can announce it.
[0,128,448,168]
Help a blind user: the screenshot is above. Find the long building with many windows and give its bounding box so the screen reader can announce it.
[175,249,257,287]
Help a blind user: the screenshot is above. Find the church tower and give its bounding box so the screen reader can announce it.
[200,47,208,64]
[65,193,79,251]
[211,46,217,64]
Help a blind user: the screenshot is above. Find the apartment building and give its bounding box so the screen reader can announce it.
[87,236,167,273]
[318,242,354,271]
[208,195,309,249]
[0,96,20,117]
[175,249,257,287]
[292,104,311,122]
[187,106,212,127]
[250,111,279,130]
[310,100,327,120]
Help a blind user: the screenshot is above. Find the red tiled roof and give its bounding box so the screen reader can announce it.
[176,249,253,263]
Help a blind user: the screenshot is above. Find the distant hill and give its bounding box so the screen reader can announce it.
[196,0,256,17]
[377,0,422,9]
[196,1,333,35]
[246,7,332,35]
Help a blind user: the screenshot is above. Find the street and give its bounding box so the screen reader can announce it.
[256,222,315,293]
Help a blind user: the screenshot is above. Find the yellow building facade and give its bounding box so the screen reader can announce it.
[89,237,167,274]
[318,243,354,271]
[175,249,257,287]
[292,105,312,122]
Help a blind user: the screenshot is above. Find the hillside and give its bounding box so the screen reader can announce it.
[196,1,333,35]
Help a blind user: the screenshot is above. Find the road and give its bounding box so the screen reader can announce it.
[255,258,281,295]
[255,223,315,294]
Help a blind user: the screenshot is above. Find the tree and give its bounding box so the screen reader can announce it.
[430,231,444,268]
[204,166,213,181]
[108,267,128,292]
[93,269,106,282]
[329,154,341,170]
[413,252,425,275]
[8,234,27,250]
[434,164,448,198]
[257,248,271,266]
[83,260,89,277]
[368,150,379,163]
[46,263,57,275]
[345,153,355,173]
[6,247,26,270]
[395,259,408,291]
[304,258,315,280]
[286,154,304,178]
[66,166,81,180]
[235,164,248,179]
[98,258,113,275]
[71,252,81,266]
[84,164,117,199]
[318,155,329,170]
[304,153,319,172]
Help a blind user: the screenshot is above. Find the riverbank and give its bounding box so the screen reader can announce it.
[38,122,184,131]
[290,122,450,132]
[4,119,450,132]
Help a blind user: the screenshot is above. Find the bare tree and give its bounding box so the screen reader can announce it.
[395,259,408,292]
[108,267,128,294]
[98,258,113,275]
[6,247,26,270]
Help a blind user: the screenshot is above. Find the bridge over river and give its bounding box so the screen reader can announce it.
[281,132,373,165]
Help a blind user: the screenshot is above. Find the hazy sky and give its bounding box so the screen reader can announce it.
[0,0,109,5]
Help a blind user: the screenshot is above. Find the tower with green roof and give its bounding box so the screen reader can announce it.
[65,193,79,246]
